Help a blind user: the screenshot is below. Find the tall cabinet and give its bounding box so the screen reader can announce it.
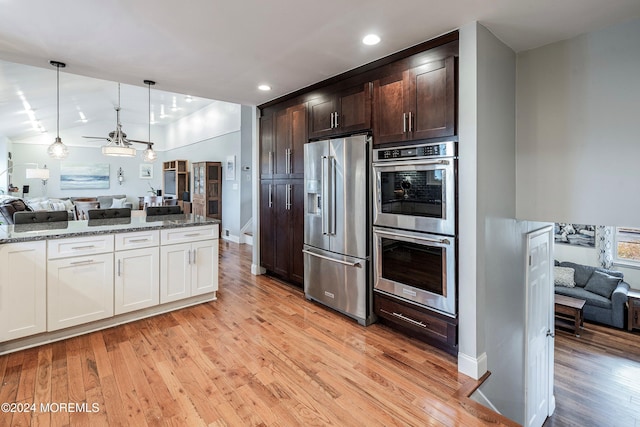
[192,162,222,220]
[163,160,189,212]
[259,102,306,286]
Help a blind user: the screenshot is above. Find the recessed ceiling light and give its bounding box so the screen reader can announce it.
[258,84,271,91]
[362,34,381,45]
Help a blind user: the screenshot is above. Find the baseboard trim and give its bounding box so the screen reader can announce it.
[222,234,240,244]
[251,264,266,275]
[458,351,488,380]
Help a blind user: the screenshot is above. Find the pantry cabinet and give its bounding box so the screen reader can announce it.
[260,103,306,179]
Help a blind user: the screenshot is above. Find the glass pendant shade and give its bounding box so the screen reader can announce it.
[48,137,69,159]
[143,145,157,162]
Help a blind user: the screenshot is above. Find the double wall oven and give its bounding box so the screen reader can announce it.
[372,140,457,317]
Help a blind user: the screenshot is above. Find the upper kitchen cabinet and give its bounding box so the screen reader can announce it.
[308,83,372,139]
[260,102,307,179]
[373,56,455,146]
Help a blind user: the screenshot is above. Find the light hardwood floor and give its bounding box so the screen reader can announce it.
[0,241,521,426]
[545,320,640,426]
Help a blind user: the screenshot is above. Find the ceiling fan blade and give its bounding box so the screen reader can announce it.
[82,136,110,140]
[127,139,152,144]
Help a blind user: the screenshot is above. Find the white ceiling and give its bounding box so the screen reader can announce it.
[0,0,639,143]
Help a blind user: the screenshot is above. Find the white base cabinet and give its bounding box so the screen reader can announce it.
[115,247,160,315]
[0,241,47,341]
[160,225,219,303]
[47,252,114,331]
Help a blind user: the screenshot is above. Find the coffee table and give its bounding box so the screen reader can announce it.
[555,294,586,337]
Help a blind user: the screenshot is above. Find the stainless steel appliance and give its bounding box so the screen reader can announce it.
[372,140,456,236]
[373,226,456,316]
[303,134,371,325]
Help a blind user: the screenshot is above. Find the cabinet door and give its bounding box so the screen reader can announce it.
[160,242,191,303]
[260,113,274,178]
[260,181,275,271]
[336,83,372,135]
[409,56,455,140]
[0,241,47,341]
[47,253,114,331]
[115,247,159,315]
[289,181,305,286]
[273,182,290,278]
[289,103,306,178]
[274,108,290,177]
[373,72,410,146]
[308,95,338,139]
[191,240,218,296]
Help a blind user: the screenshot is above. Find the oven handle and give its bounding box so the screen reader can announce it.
[374,228,450,245]
[372,159,450,168]
[302,249,361,268]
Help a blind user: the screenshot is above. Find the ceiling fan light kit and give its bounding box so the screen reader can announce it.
[48,60,69,159]
[84,81,158,160]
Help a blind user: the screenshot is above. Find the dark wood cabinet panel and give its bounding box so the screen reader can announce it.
[259,114,274,179]
[308,83,371,139]
[259,182,275,272]
[260,179,303,287]
[373,56,455,146]
[410,56,455,140]
[372,72,408,145]
[374,292,457,355]
[261,103,306,179]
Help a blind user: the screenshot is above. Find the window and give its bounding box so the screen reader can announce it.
[615,227,640,264]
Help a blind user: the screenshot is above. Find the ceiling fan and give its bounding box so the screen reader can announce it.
[83,81,157,162]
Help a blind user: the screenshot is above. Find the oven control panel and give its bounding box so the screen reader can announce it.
[374,141,455,161]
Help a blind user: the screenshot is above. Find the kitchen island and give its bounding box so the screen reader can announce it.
[0,214,220,355]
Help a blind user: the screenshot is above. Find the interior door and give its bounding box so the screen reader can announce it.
[525,226,554,427]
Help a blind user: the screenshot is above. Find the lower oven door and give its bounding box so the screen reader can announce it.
[373,226,456,317]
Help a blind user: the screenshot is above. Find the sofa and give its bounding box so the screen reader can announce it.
[0,195,134,224]
[554,261,630,328]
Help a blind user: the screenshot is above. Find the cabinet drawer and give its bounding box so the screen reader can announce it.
[161,225,218,245]
[115,230,160,250]
[48,235,114,259]
[374,292,457,354]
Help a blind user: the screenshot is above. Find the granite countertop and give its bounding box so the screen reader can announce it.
[0,214,221,244]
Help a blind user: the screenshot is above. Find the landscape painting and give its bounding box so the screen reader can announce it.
[60,163,110,190]
[554,223,596,247]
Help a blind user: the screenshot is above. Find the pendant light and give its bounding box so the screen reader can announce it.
[48,61,69,159]
[142,79,157,162]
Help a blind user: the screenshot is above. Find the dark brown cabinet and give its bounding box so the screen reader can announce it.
[373,56,455,146]
[260,103,306,179]
[192,162,221,220]
[308,83,372,139]
[260,180,304,286]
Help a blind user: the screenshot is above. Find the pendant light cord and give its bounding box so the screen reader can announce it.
[56,63,60,139]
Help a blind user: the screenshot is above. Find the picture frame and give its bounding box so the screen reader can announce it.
[554,223,596,247]
[226,155,235,181]
[139,164,153,179]
[60,163,110,190]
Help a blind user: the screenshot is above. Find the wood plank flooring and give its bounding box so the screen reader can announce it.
[545,321,640,426]
[0,241,518,426]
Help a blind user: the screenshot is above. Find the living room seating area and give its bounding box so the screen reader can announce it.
[554,260,630,328]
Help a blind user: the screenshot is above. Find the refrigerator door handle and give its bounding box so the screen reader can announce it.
[329,156,336,235]
[322,155,329,235]
[302,249,361,268]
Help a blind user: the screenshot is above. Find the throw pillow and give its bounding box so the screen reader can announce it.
[554,266,576,287]
[26,199,50,211]
[49,200,67,211]
[110,197,127,208]
[584,270,621,299]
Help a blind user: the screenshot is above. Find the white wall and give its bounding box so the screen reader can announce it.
[460,22,554,424]
[516,19,640,227]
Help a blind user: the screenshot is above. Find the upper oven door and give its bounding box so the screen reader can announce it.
[373,158,455,236]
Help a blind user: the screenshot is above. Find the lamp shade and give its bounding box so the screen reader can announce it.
[25,168,50,180]
[102,145,136,157]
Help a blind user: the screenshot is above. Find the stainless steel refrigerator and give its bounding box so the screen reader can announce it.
[303,134,371,325]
